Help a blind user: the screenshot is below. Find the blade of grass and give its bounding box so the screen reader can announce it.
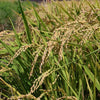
[9,18,21,47]
[84,74,93,100]
[77,55,100,91]
[54,56,78,98]
[0,77,21,96]
[18,0,32,44]
[0,40,14,56]
[78,79,82,100]
[33,6,49,31]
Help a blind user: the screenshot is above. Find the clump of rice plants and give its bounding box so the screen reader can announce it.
[0,0,100,100]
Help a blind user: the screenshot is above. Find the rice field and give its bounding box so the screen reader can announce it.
[0,0,100,100]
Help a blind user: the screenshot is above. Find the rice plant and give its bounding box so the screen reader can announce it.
[0,0,100,100]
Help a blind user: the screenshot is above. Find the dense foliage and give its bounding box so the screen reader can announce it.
[0,0,38,31]
[0,0,100,100]
[0,1,18,31]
